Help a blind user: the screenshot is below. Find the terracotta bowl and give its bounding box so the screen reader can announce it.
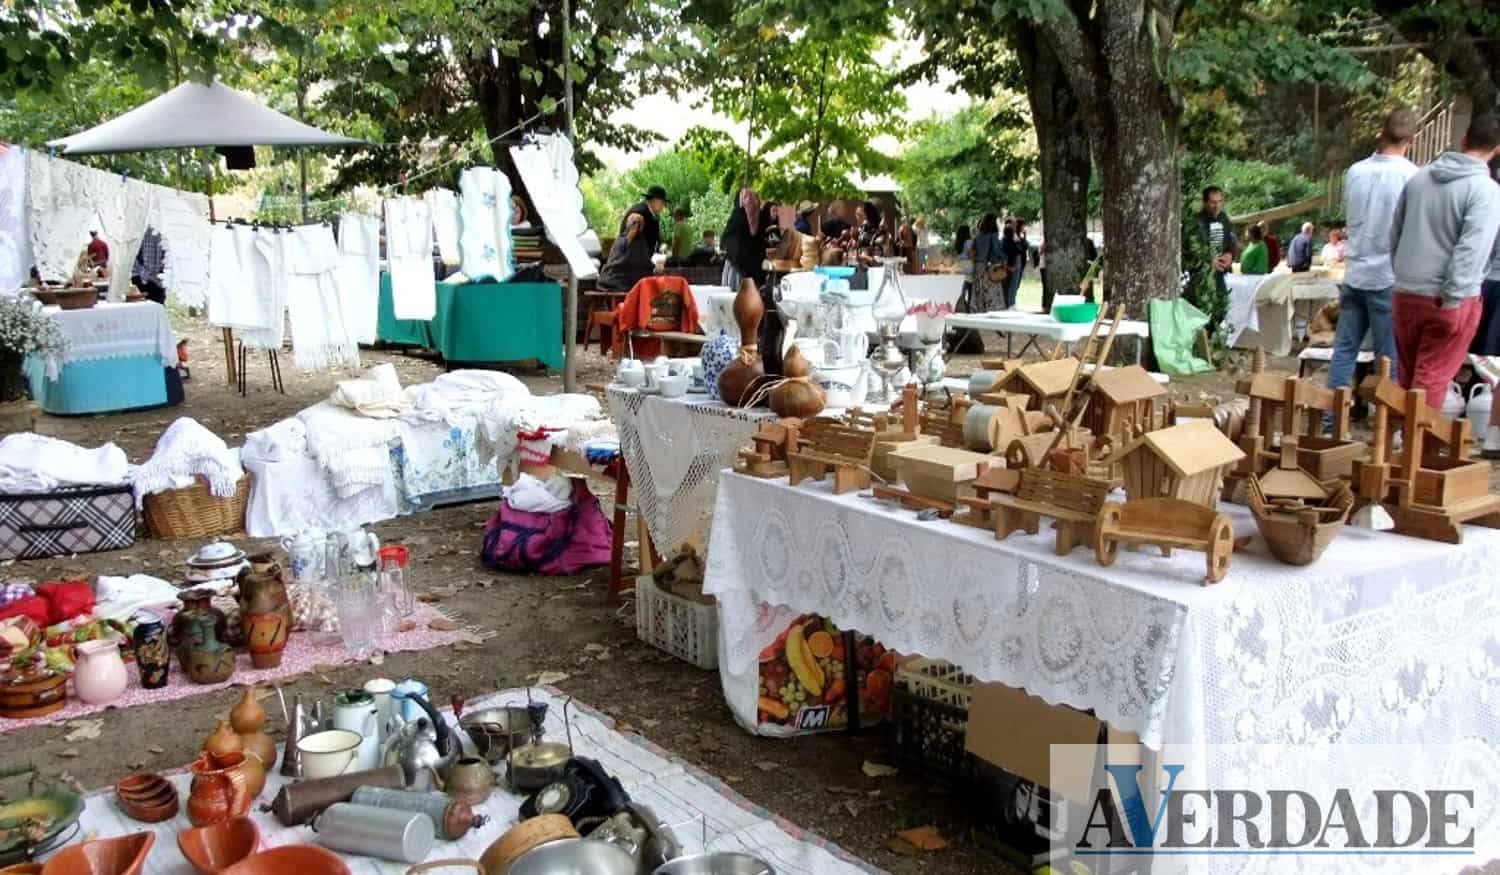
[40,832,154,875]
[114,774,179,823]
[177,817,260,875]
[0,864,44,875]
[219,846,351,875]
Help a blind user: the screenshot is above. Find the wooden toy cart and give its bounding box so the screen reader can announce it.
[787,418,876,494]
[992,468,1112,556]
[1094,498,1236,584]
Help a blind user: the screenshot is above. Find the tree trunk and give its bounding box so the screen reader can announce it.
[1015,27,1090,311]
[1035,0,1183,319]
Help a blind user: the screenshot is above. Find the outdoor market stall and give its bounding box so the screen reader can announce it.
[944,310,1150,362]
[24,300,178,414]
[375,274,564,371]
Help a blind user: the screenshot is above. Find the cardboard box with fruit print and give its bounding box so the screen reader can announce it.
[756,613,897,734]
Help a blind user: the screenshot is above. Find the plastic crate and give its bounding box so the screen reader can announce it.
[633,575,718,670]
[886,658,977,785]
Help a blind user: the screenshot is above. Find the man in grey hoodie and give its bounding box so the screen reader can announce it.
[1389,114,1500,412]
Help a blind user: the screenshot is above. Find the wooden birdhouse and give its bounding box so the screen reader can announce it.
[996,357,1080,411]
[1084,365,1166,441]
[1108,421,1244,508]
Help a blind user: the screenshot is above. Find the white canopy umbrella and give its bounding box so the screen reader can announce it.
[47,80,365,384]
[47,80,363,154]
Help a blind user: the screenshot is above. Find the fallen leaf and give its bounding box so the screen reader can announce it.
[753,760,779,772]
[842,799,860,817]
[126,761,145,772]
[147,746,165,755]
[640,718,660,729]
[62,719,104,742]
[862,760,899,778]
[534,671,570,686]
[884,836,921,857]
[895,825,948,852]
[428,618,463,632]
[825,786,862,796]
[56,748,80,759]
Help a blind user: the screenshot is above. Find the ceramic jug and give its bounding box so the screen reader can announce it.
[176,610,236,685]
[1469,383,1493,425]
[280,528,325,583]
[815,362,869,409]
[188,750,252,827]
[73,637,128,705]
[700,330,736,401]
[238,564,292,668]
[333,689,383,771]
[172,589,229,648]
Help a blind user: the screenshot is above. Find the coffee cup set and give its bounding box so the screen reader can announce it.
[806,328,877,409]
[613,357,699,398]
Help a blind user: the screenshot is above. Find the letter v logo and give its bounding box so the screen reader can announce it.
[1104,764,1185,849]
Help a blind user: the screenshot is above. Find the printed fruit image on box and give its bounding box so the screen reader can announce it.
[756,613,895,733]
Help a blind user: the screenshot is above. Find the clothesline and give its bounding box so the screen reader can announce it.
[379,110,547,195]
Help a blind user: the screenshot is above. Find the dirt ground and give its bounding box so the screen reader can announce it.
[3,306,1496,873]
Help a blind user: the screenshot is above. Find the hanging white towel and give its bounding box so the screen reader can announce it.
[207,224,286,349]
[424,188,462,268]
[336,212,380,344]
[384,196,435,320]
[149,189,212,309]
[457,167,515,283]
[0,145,32,295]
[285,223,359,371]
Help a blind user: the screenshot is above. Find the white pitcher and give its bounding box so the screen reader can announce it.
[280,528,326,583]
[816,362,869,409]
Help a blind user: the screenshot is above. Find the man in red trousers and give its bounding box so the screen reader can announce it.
[1389,114,1500,411]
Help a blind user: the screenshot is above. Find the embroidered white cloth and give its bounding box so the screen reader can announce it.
[242,448,399,538]
[509,138,597,279]
[384,195,435,320]
[128,416,245,507]
[297,400,400,500]
[207,224,286,349]
[26,151,98,282]
[457,166,514,283]
[0,145,30,295]
[93,573,179,621]
[37,300,176,380]
[403,368,529,423]
[284,223,359,371]
[241,417,306,463]
[424,187,462,267]
[504,472,572,513]
[392,413,499,507]
[607,387,773,553]
[476,391,603,470]
[149,189,211,308]
[336,212,380,344]
[705,472,1500,755]
[93,170,150,301]
[0,433,128,493]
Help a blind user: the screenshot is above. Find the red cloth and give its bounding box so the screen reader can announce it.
[1393,292,1482,413]
[0,596,51,628]
[33,580,95,625]
[613,276,700,359]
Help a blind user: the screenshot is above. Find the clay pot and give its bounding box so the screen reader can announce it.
[176,610,234,685]
[236,567,290,669]
[172,590,228,648]
[769,345,826,419]
[72,638,128,706]
[204,721,243,758]
[219,846,351,875]
[39,831,154,875]
[717,278,767,407]
[187,751,252,827]
[177,817,261,875]
[238,751,267,800]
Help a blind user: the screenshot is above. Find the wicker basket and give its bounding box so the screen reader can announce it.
[142,475,251,539]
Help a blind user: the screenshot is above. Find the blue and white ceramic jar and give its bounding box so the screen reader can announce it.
[701,329,736,401]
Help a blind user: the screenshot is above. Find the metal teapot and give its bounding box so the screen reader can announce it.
[381,689,458,790]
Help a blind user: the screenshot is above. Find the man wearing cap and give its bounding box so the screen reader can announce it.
[794,200,816,235]
[599,185,669,292]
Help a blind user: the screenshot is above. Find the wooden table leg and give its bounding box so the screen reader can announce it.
[222,327,237,384]
[609,461,630,602]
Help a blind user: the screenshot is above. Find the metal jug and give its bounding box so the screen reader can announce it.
[382,689,458,790]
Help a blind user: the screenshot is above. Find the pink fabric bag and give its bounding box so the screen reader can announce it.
[480,479,613,575]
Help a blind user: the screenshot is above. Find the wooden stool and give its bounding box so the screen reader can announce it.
[588,310,615,356]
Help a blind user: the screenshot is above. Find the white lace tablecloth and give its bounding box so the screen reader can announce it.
[705,471,1500,754]
[607,386,773,554]
[40,300,176,380]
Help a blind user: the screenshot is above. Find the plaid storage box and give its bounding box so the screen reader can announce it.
[0,484,136,561]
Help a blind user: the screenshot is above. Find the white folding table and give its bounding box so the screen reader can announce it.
[944,311,1151,362]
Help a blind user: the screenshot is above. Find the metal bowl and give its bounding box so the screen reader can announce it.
[460,707,532,764]
[508,838,636,875]
[653,854,775,875]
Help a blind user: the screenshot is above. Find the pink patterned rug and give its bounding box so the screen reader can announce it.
[0,603,483,735]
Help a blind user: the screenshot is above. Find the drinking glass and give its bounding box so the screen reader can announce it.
[333,574,379,654]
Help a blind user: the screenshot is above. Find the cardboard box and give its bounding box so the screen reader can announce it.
[964,682,1140,802]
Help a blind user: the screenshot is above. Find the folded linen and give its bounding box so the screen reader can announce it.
[241,418,308,464]
[0,433,130,494]
[331,362,409,418]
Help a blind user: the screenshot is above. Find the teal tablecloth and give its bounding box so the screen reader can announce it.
[25,354,167,414]
[376,275,563,370]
